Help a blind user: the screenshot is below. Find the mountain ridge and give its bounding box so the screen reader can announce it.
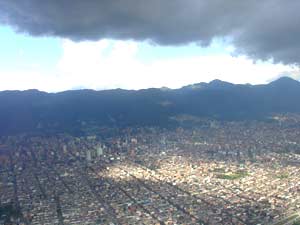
[0,76,299,135]
[0,76,298,94]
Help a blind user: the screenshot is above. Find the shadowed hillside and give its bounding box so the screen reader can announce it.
[1,77,300,135]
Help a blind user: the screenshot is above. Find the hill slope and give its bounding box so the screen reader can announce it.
[1,77,300,135]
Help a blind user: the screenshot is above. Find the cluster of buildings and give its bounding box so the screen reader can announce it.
[0,118,300,224]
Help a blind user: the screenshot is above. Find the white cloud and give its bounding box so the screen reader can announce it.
[0,70,59,91]
[0,39,299,92]
[55,39,298,91]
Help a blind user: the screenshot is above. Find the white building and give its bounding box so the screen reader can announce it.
[96,146,103,157]
[86,150,92,161]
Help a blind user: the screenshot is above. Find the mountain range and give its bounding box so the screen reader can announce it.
[1,76,300,135]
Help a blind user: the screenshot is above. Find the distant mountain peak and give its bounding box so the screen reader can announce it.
[208,79,235,88]
[160,86,171,91]
[181,79,236,90]
[269,76,300,87]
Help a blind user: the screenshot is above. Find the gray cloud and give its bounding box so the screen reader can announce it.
[0,0,299,64]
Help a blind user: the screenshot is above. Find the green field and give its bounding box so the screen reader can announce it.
[216,171,248,180]
[276,173,289,179]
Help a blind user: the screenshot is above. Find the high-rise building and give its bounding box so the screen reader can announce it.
[86,150,92,161]
[63,144,67,153]
[96,146,103,157]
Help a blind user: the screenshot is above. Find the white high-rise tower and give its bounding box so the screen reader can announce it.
[86,150,92,161]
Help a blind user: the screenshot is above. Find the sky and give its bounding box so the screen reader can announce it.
[0,1,300,92]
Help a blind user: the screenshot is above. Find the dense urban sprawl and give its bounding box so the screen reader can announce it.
[1,117,300,224]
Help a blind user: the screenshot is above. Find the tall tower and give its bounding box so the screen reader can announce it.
[86,150,92,162]
[96,145,103,157]
[63,145,67,153]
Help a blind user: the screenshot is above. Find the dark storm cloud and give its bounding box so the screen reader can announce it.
[0,0,299,64]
